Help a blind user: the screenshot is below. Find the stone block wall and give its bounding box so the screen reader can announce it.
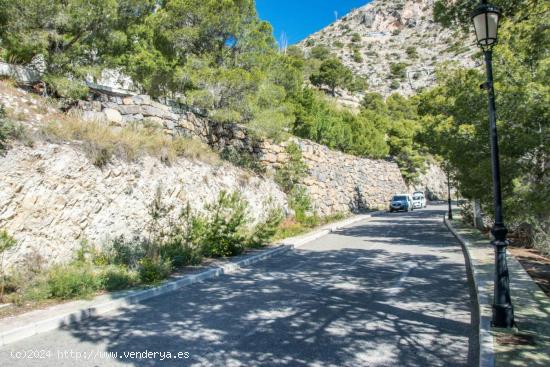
[77,90,408,215]
[260,140,407,214]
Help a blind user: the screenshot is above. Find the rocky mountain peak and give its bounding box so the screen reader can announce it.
[299,0,477,98]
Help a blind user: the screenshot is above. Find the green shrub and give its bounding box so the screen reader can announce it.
[406,46,418,59]
[333,41,344,48]
[46,263,103,299]
[160,237,201,268]
[309,45,332,60]
[0,229,18,302]
[221,146,265,174]
[101,266,138,291]
[108,235,148,268]
[353,49,363,63]
[23,279,51,302]
[351,33,362,43]
[43,75,89,100]
[275,143,308,193]
[348,76,368,93]
[340,24,351,32]
[246,207,284,248]
[390,80,401,90]
[0,104,27,152]
[138,257,171,284]
[305,39,315,47]
[198,192,248,257]
[289,186,314,225]
[390,62,408,80]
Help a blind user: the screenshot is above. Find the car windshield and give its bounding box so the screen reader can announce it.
[392,196,407,201]
[413,196,422,200]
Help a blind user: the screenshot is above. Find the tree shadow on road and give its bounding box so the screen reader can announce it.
[61,241,478,367]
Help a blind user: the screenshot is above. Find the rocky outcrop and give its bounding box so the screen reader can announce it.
[298,0,478,97]
[0,61,42,86]
[409,162,452,200]
[0,143,286,269]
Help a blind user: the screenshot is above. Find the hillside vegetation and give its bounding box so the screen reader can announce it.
[0,0,429,182]
[298,0,549,251]
[1,0,547,252]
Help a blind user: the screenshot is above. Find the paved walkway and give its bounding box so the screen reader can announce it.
[0,205,477,366]
[450,216,550,367]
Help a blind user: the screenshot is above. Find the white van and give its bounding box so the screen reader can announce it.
[412,191,426,209]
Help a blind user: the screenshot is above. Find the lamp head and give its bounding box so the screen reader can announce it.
[471,1,501,50]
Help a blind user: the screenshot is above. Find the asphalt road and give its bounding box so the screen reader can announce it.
[0,204,477,367]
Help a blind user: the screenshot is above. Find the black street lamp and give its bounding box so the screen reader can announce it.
[471,0,514,328]
[447,170,453,220]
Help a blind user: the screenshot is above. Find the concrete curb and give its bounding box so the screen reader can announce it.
[444,216,495,367]
[0,244,291,347]
[0,214,369,347]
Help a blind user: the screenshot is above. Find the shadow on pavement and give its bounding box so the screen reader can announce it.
[60,206,477,366]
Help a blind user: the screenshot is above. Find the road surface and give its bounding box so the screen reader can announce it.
[0,205,477,366]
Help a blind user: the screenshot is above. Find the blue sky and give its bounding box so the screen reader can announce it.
[256,0,372,45]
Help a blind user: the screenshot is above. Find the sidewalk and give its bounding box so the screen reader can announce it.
[446,215,550,367]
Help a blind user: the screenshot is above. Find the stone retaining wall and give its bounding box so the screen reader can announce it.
[77,91,408,214]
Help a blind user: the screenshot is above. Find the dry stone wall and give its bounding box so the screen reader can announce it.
[260,139,407,214]
[77,90,408,215]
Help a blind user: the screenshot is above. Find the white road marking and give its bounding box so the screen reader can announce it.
[385,261,417,296]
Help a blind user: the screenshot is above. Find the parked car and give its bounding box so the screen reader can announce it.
[412,192,426,209]
[389,194,413,212]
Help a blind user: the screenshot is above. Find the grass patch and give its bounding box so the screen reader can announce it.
[40,114,219,167]
[272,212,349,242]
[0,104,30,152]
[44,262,103,300]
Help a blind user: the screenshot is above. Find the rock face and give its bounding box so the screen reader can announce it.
[0,144,286,268]
[409,162,451,200]
[298,0,478,97]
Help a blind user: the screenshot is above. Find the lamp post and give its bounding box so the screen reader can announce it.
[447,170,453,220]
[471,0,514,328]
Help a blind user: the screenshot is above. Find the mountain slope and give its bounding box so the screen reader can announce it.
[298,0,477,97]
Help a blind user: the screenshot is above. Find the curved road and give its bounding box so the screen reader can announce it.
[0,205,477,366]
